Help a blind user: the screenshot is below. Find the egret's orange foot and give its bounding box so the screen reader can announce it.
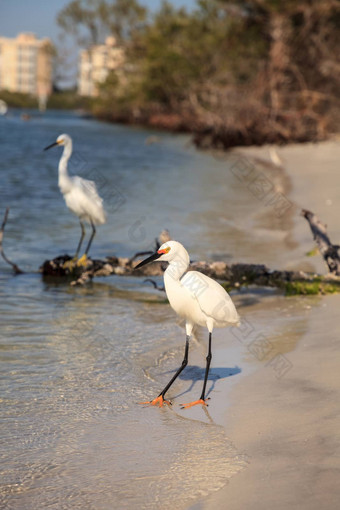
[180,398,210,409]
[77,254,88,267]
[62,257,78,270]
[139,395,172,407]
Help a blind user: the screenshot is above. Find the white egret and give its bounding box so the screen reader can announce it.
[44,134,106,262]
[135,240,240,408]
[0,99,8,116]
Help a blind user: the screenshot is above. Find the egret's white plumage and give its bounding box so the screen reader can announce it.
[44,133,106,258]
[161,241,239,333]
[135,240,240,408]
[0,99,8,116]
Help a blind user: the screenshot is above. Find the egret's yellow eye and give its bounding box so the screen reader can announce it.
[157,246,171,255]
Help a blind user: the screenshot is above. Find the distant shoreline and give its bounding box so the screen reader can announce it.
[1,91,336,151]
[92,106,334,151]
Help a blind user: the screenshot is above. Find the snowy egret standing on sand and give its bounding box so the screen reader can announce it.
[44,134,106,262]
[135,240,240,408]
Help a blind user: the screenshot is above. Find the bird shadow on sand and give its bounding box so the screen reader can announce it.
[161,365,242,400]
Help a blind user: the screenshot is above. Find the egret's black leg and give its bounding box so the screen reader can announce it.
[84,221,96,255]
[181,332,212,409]
[158,335,189,400]
[75,221,85,258]
[199,332,212,401]
[140,335,189,407]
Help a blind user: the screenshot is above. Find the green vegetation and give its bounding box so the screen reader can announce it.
[0,90,93,111]
[284,280,340,296]
[57,0,146,45]
[56,0,340,148]
[0,91,37,109]
[47,90,93,110]
[221,278,340,295]
[306,247,319,257]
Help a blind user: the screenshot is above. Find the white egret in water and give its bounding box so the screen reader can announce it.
[0,99,8,116]
[44,134,106,263]
[135,241,240,408]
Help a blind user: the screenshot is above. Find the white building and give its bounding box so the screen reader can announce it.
[0,33,53,103]
[78,36,124,97]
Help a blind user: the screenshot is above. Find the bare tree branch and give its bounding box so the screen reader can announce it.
[0,208,24,274]
[301,209,340,275]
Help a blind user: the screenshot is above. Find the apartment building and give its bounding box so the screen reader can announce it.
[78,36,124,97]
[0,33,53,102]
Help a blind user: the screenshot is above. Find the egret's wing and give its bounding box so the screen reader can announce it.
[72,176,106,223]
[73,176,103,203]
[181,271,240,325]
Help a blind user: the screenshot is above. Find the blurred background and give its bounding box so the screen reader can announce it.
[0,0,339,148]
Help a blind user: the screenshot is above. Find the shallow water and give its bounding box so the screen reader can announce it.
[0,110,310,509]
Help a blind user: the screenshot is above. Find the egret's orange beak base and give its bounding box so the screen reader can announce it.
[157,246,170,255]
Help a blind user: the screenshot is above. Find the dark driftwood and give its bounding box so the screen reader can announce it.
[302,209,340,275]
[1,207,339,293]
[0,208,23,274]
[39,254,340,293]
[39,210,340,291]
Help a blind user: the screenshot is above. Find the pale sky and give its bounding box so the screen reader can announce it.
[0,0,197,41]
[0,0,197,87]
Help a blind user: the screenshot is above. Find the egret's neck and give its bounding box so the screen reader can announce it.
[58,142,72,174]
[58,142,72,190]
[164,250,190,287]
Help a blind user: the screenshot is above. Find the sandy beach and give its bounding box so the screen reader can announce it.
[192,140,340,509]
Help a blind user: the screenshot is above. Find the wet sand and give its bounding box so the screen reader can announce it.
[194,140,340,509]
[196,294,340,510]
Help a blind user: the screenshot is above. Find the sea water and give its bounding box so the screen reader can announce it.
[0,110,303,509]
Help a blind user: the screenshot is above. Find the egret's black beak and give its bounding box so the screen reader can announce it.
[43,141,59,151]
[134,251,161,270]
